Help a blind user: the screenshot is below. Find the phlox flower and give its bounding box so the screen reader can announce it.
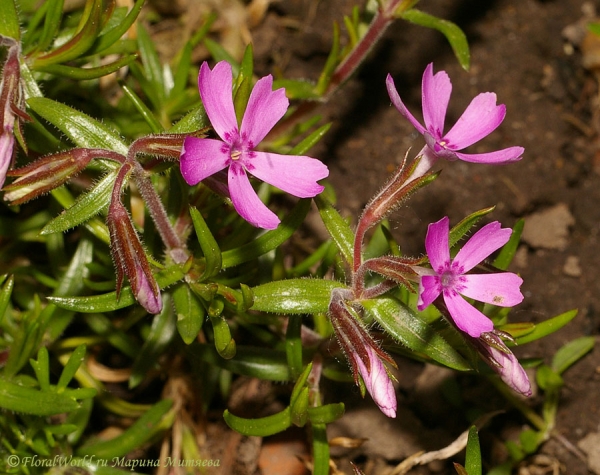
[416,216,524,338]
[386,63,524,179]
[180,61,329,229]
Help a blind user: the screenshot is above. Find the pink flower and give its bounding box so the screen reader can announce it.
[386,63,523,178]
[180,61,329,229]
[416,217,524,338]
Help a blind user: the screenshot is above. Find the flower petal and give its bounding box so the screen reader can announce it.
[443,93,506,149]
[180,137,229,185]
[247,151,328,198]
[443,292,494,337]
[424,216,451,272]
[228,162,280,229]
[486,338,532,396]
[0,129,14,188]
[353,348,397,418]
[199,61,238,141]
[240,75,288,146]
[418,275,441,310]
[454,221,512,272]
[386,74,426,135]
[421,63,452,139]
[460,273,524,307]
[453,146,524,164]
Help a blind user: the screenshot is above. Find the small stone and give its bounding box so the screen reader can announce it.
[578,432,600,475]
[521,203,575,250]
[563,255,582,277]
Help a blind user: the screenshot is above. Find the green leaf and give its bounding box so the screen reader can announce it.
[315,21,341,95]
[33,0,104,67]
[400,9,470,70]
[286,315,304,378]
[551,336,595,375]
[188,344,292,381]
[0,0,20,39]
[56,345,87,391]
[77,399,174,458]
[30,347,50,392]
[88,0,145,55]
[137,22,166,104]
[289,123,332,156]
[362,296,471,371]
[48,266,184,313]
[37,0,64,52]
[448,207,495,250]
[209,312,236,359]
[224,407,291,437]
[0,275,14,325]
[312,424,330,475]
[203,38,238,74]
[41,169,118,235]
[252,279,345,315]
[273,78,320,100]
[120,80,163,133]
[27,97,128,153]
[130,299,177,388]
[190,206,222,279]
[514,309,578,345]
[493,219,524,270]
[35,54,137,80]
[465,426,482,475]
[0,378,80,415]
[221,198,312,269]
[314,194,354,267]
[535,364,563,391]
[173,283,205,345]
[233,44,254,124]
[307,403,345,424]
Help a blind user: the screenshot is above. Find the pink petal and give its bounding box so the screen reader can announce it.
[386,74,426,135]
[444,292,494,337]
[353,348,397,418]
[248,151,328,198]
[487,341,532,396]
[443,93,506,149]
[199,61,238,141]
[425,216,451,272]
[228,163,280,229]
[0,129,14,188]
[454,221,512,272]
[421,63,452,139]
[134,263,163,314]
[417,275,441,310]
[460,273,524,307]
[240,75,289,146]
[454,146,524,164]
[180,137,229,185]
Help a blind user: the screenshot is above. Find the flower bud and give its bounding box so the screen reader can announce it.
[4,148,124,204]
[107,196,162,314]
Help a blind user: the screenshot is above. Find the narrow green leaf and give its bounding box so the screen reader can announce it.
[315,22,340,95]
[535,364,563,391]
[0,0,21,39]
[33,0,104,67]
[493,219,524,270]
[48,266,184,313]
[203,38,239,74]
[314,194,354,267]
[290,387,309,426]
[35,54,137,80]
[172,41,193,97]
[173,283,205,345]
[252,279,345,315]
[41,169,118,235]
[120,80,163,133]
[307,403,345,424]
[77,399,174,458]
[187,344,292,381]
[57,345,87,391]
[224,407,291,437]
[289,123,332,156]
[37,0,64,52]
[272,78,320,100]
[88,0,145,55]
[190,206,222,279]
[137,22,166,102]
[221,198,311,269]
[286,315,303,378]
[363,296,471,371]
[209,313,236,359]
[0,275,14,324]
[130,299,177,388]
[465,426,482,475]
[311,424,330,475]
[514,309,578,345]
[30,347,50,392]
[400,9,470,70]
[0,378,79,415]
[27,97,128,153]
[551,336,595,375]
[233,44,254,124]
[448,207,495,250]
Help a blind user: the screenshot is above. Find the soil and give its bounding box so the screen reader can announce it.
[149,0,600,473]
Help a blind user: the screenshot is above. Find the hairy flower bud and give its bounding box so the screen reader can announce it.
[107,193,162,314]
[329,288,397,417]
[4,148,124,204]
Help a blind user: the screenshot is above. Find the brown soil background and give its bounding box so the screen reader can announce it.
[152,0,600,473]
